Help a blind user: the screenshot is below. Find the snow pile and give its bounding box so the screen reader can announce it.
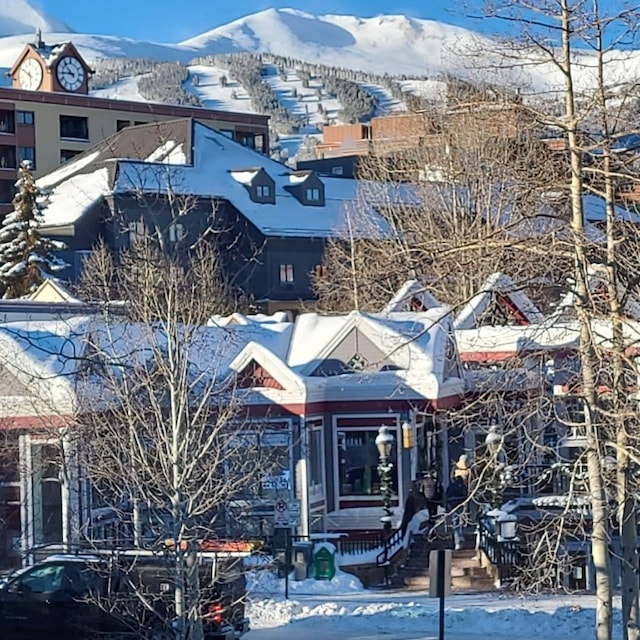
[246,575,623,639]
[247,567,363,599]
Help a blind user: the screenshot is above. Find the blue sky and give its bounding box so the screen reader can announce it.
[36,0,478,42]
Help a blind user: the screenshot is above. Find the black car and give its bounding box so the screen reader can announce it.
[0,552,250,640]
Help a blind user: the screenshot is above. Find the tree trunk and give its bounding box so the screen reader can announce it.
[561,2,612,637]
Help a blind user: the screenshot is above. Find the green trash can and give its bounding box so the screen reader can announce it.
[313,543,336,580]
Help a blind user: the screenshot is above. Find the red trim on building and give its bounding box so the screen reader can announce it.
[0,415,76,430]
[496,293,530,325]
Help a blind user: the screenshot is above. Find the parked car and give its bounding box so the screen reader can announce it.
[0,552,250,640]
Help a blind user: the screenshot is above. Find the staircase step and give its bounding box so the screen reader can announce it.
[402,574,496,591]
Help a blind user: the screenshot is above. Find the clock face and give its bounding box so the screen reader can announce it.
[18,58,43,91]
[56,56,85,92]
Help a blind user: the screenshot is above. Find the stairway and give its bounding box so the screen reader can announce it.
[395,531,496,592]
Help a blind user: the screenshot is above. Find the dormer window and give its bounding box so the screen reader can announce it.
[306,187,320,202]
[284,170,325,206]
[230,167,275,204]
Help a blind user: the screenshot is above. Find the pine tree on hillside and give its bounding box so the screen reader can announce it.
[0,161,67,298]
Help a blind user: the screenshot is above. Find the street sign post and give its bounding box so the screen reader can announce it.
[429,548,452,640]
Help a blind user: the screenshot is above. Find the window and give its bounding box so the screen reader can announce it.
[128,218,146,244]
[168,222,185,243]
[255,134,265,152]
[306,187,320,201]
[116,119,130,132]
[60,149,81,164]
[314,264,328,279]
[308,423,325,496]
[279,264,294,283]
[0,146,16,169]
[18,146,35,169]
[256,184,271,198]
[60,115,88,140]
[331,166,344,176]
[337,428,399,497]
[134,121,147,126]
[240,134,255,149]
[17,110,34,125]
[219,129,234,139]
[10,564,65,594]
[0,112,15,134]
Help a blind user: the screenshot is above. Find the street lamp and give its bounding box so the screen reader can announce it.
[485,425,502,458]
[375,426,395,533]
[485,426,504,509]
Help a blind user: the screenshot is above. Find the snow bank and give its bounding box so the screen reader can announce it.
[246,578,623,639]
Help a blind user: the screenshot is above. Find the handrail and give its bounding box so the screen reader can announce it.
[476,516,522,583]
[376,527,404,567]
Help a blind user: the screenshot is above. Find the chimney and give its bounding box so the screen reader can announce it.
[35,28,44,49]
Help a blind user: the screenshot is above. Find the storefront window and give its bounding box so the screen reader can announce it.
[337,429,398,497]
[308,426,324,495]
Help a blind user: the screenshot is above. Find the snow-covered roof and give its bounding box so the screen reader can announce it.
[0,316,91,416]
[113,122,391,239]
[381,279,446,314]
[40,167,111,227]
[454,272,545,330]
[286,308,462,400]
[32,119,392,239]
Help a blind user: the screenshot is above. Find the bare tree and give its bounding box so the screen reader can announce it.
[74,239,275,640]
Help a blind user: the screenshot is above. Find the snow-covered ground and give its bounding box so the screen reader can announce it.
[245,568,621,640]
[90,75,149,102]
[187,64,256,114]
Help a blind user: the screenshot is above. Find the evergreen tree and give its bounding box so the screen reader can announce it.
[0,160,66,298]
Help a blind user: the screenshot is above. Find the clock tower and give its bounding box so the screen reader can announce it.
[8,29,93,94]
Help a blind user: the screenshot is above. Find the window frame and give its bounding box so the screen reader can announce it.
[306,187,321,202]
[18,146,36,170]
[256,184,271,198]
[279,263,294,284]
[59,114,89,141]
[17,111,34,126]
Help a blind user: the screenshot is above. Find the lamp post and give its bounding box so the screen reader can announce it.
[485,426,503,509]
[376,426,395,534]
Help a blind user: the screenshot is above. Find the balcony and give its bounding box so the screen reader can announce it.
[0,146,16,170]
[0,111,16,136]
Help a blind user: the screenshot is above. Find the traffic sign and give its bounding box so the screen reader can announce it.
[288,499,301,526]
[274,498,289,525]
[273,498,302,526]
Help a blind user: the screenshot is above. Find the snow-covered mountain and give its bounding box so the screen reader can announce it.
[0,5,541,86]
[0,6,635,97]
[0,0,72,37]
[180,8,488,78]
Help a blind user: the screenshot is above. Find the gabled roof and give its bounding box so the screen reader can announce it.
[32,118,392,239]
[381,280,445,314]
[454,272,545,330]
[28,279,83,304]
[286,309,463,400]
[229,342,306,395]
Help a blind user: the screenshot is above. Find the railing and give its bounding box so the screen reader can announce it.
[376,527,405,567]
[476,516,523,583]
[267,533,386,557]
[340,534,384,556]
